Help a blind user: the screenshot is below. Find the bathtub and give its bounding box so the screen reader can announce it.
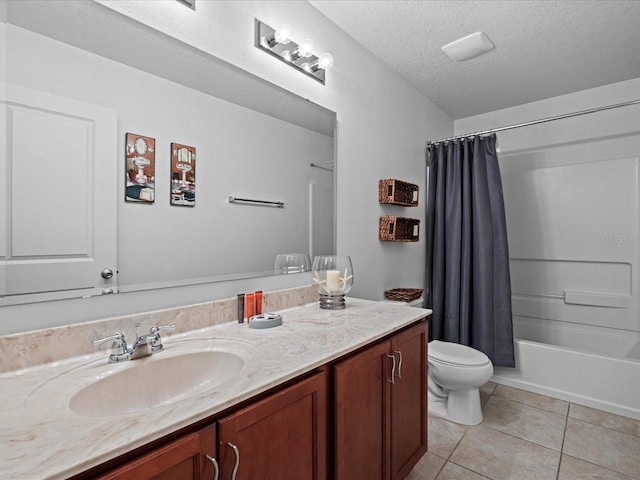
[491,320,640,420]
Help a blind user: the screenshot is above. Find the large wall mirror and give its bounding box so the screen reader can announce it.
[0,1,336,305]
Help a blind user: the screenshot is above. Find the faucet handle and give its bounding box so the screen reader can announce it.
[93,332,126,348]
[149,324,176,334]
[93,333,131,363]
[148,324,176,353]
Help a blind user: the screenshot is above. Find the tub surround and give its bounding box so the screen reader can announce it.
[0,289,431,479]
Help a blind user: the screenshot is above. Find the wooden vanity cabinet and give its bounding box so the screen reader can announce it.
[333,321,427,480]
[92,371,327,480]
[77,319,427,480]
[217,369,328,479]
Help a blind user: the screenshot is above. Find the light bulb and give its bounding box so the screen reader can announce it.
[317,52,334,70]
[298,39,314,58]
[274,24,293,45]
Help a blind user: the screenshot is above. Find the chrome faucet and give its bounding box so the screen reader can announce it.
[93,323,176,363]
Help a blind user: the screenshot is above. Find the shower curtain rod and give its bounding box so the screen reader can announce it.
[426,98,640,147]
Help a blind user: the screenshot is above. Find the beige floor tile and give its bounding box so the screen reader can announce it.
[564,418,640,478]
[558,454,635,480]
[493,384,569,415]
[436,462,491,479]
[480,381,498,396]
[450,425,561,480]
[428,415,468,459]
[436,462,488,480]
[569,403,640,438]
[480,381,497,407]
[481,395,566,451]
[406,451,446,480]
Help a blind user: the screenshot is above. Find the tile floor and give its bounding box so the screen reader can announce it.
[408,382,640,480]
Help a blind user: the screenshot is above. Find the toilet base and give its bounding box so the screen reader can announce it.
[428,387,483,426]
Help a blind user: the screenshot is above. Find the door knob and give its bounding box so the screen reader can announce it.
[101,268,114,279]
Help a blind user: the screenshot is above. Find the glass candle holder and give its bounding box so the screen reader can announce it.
[311,255,354,309]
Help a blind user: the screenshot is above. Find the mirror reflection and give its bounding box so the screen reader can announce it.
[1,1,336,305]
[274,254,312,275]
[134,137,148,156]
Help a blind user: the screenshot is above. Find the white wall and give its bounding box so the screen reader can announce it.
[455,77,640,341]
[0,1,451,334]
[455,77,640,140]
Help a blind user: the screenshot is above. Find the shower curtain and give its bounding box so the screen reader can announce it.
[426,134,515,367]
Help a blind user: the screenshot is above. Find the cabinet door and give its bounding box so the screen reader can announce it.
[333,340,392,480]
[0,85,117,304]
[199,424,219,480]
[96,424,216,480]
[218,370,327,480]
[101,437,199,480]
[390,321,428,480]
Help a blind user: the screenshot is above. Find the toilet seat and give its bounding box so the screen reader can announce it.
[429,340,491,367]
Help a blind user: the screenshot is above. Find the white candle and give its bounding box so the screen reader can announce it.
[325,270,340,291]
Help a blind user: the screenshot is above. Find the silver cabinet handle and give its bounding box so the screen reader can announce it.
[394,350,403,379]
[386,354,396,384]
[206,455,219,480]
[227,442,240,480]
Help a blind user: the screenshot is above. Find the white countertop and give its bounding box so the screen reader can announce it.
[0,298,431,479]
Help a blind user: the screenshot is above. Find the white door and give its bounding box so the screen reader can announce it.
[0,85,117,304]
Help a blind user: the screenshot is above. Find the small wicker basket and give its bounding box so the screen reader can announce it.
[378,179,419,206]
[384,288,424,302]
[379,216,420,242]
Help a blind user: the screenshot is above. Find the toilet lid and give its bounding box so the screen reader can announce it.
[428,340,490,367]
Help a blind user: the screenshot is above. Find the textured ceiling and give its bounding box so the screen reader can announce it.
[309,0,640,119]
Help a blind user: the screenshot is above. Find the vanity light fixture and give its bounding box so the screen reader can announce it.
[255,19,334,85]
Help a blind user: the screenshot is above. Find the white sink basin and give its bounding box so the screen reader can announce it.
[69,350,244,417]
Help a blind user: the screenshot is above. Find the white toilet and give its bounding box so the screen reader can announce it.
[428,340,493,425]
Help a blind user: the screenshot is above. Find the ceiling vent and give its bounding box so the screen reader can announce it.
[442,32,494,62]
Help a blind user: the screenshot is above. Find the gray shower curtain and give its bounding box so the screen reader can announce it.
[426,134,515,367]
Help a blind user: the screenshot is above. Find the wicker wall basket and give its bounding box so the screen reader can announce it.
[379,215,420,242]
[384,288,424,302]
[378,179,419,206]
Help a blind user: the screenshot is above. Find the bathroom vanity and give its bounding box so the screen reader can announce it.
[0,298,430,480]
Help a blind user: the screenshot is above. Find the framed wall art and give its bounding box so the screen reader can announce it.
[170,143,196,206]
[125,133,156,203]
